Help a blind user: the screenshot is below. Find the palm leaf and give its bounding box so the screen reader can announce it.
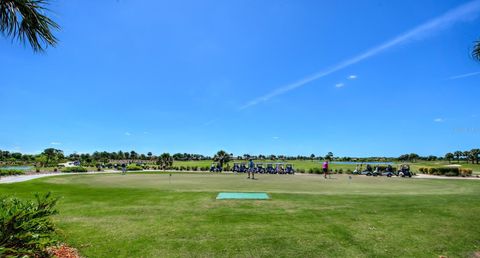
[0,0,59,52]
[474,40,480,61]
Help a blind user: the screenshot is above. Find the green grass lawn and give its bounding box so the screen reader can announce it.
[1,173,480,257]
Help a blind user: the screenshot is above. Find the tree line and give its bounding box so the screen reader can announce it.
[1,149,479,167]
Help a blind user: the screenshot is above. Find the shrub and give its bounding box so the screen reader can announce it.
[126,164,143,171]
[428,168,438,175]
[0,193,59,257]
[308,167,322,174]
[297,168,305,173]
[0,169,25,176]
[61,166,88,173]
[459,168,473,177]
[346,169,352,174]
[445,172,457,177]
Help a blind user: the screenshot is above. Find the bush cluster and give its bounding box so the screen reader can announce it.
[0,169,25,176]
[61,166,88,173]
[418,167,473,177]
[0,193,59,257]
[126,164,143,171]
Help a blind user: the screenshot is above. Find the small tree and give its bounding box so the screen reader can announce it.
[325,152,334,161]
[445,153,454,164]
[41,148,63,167]
[156,153,173,169]
[213,150,231,168]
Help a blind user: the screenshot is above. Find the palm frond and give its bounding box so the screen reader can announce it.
[0,0,59,52]
[474,40,480,61]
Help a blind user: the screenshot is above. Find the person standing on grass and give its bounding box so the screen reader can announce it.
[121,163,126,175]
[248,159,255,180]
[322,160,329,179]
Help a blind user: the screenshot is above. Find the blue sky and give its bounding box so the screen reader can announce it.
[1,0,479,157]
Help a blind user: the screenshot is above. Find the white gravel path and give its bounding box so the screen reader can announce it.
[0,171,119,184]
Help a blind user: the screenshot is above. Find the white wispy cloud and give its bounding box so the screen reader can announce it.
[434,118,445,123]
[124,132,131,136]
[50,142,62,145]
[239,0,480,109]
[272,136,280,140]
[348,75,358,80]
[335,83,345,88]
[448,71,480,80]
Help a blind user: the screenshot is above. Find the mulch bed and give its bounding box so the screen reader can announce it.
[46,244,81,258]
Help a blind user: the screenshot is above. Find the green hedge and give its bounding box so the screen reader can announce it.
[61,166,88,173]
[127,164,143,171]
[0,169,25,176]
[419,167,473,177]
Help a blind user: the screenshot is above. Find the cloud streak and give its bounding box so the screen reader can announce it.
[448,71,480,80]
[239,0,480,109]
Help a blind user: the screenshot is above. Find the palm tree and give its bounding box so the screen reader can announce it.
[156,153,173,169]
[473,40,480,61]
[0,0,59,52]
[41,148,62,167]
[213,150,231,168]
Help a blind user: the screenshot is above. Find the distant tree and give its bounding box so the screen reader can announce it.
[157,153,173,169]
[147,152,153,160]
[35,154,47,167]
[463,151,471,164]
[445,153,454,164]
[213,150,231,168]
[130,151,137,160]
[409,153,419,163]
[269,155,276,161]
[325,152,334,161]
[0,0,59,52]
[454,151,463,163]
[310,154,315,161]
[471,149,480,164]
[41,148,62,167]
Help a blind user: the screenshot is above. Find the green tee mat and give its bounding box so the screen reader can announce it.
[216,192,270,200]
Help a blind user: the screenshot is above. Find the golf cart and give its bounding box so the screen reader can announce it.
[210,162,222,172]
[233,163,247,173]
[397,164,412,177]
[266,163,276,174]
[361,164,374,176]
[381,165,395,177]
[255,163,266,174]
[285,164,295,174]
[275,163,285,174]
